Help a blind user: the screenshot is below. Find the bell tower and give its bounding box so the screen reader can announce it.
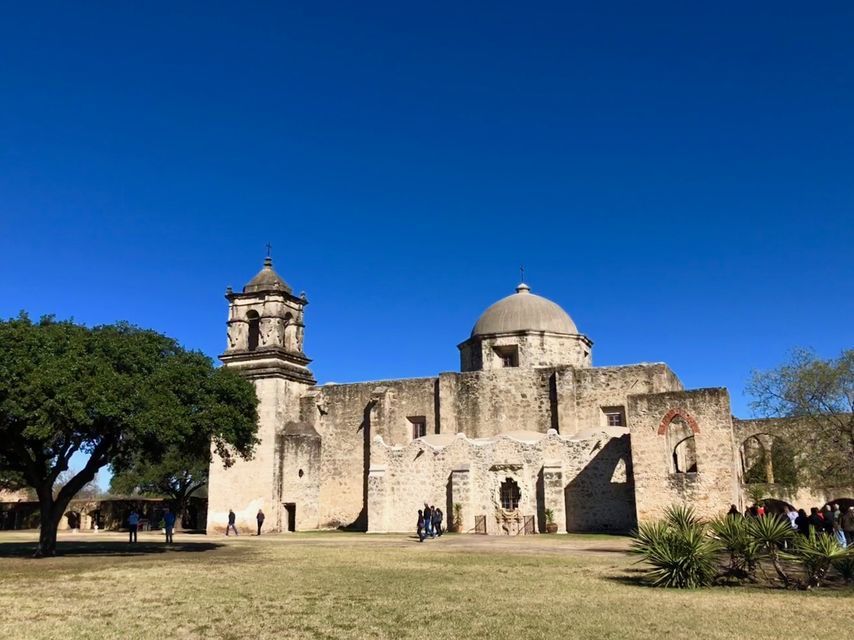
[220,255,314,385]
[207,256,315,534]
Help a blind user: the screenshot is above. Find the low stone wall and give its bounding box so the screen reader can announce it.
[367,429,637,534]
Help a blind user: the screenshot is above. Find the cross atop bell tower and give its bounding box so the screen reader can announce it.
[220,255,315,385]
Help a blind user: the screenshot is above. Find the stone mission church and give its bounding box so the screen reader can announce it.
[208,257,743,535]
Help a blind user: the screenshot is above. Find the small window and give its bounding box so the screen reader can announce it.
[601,406,626,427]
[500,478,521,511]
[408,416,427,440]
[493,345,519,368]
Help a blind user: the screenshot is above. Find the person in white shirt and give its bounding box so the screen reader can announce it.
[128,510,140,543]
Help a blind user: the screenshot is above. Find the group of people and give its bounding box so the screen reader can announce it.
[126,507,177,544]
[416,504,443,542]
[728,502,854,546]
[224,508,266,536]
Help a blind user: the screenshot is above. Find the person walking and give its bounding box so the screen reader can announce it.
[226,509,239,536]
[823,505,835,533]
[423,504,433,538]
[416,509,425,542]
[256,509,265,536]
[828,503,845,546]
[795,508,810,536]
[128,510,139,543]
[807,507,824,535]
[842,506,854,546]
[434,508,443,537]
[163,507,176,544]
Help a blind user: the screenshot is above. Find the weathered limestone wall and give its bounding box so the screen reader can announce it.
[628,388,740,523]
[278,428,321,530]
[368,430,637,534]
[437,369,554,437]
[207,377,307,533]
[557,364,683,435]
[299,363,683,531]
[303,377,438,529]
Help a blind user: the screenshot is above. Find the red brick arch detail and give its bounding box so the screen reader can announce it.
[657,408,700,436]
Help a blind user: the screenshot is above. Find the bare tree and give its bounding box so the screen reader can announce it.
[747,348,853,488]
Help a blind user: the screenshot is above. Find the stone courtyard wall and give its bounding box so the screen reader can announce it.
[733,417,854,511]
[367,430,637,534]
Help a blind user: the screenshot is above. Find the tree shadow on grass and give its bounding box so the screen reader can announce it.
[602,568,652,588]
[0,540,224,558]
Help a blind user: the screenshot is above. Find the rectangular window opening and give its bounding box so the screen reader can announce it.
[601,406,626,427]
[493,345,519,368]
[408,416,427,440]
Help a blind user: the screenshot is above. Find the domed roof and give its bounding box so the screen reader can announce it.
[471,283,578,337]
[244,257,292,294]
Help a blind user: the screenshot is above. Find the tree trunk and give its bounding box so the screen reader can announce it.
[34,495,68,558]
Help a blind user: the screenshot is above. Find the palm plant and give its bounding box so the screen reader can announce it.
[452,503,463,532]
[708,515,759,581]
[785,531,853,589]
[747,514,795,587]
[663,504,701,531]
[631,511,719,588]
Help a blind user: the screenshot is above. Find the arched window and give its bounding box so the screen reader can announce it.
[672,435,698,473]
[659,409,700,474]
[740,434,797,485]
[500,478,521,511]
[246,310,260,351]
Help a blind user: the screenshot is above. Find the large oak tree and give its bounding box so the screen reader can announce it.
[0,314,258,557]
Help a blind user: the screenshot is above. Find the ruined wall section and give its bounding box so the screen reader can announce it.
[628,388,739,523]
[733,417,854,511]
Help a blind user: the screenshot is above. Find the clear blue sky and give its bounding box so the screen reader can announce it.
[1,2,852,434]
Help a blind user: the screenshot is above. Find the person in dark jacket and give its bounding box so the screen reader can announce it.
[432,507,443,536]
[226,509,239,536]
[423,504,433,538]
[822,505,835,533]
[416,510,425,542]
[807,507,825,535]
[727,504,740,517]
[795,509,810,536]
[256,509,265,536]
[842,506,854,546]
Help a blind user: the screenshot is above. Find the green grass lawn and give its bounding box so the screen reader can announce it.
[0,530,851,640]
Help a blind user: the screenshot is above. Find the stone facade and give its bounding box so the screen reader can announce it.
[207,260,843,535]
